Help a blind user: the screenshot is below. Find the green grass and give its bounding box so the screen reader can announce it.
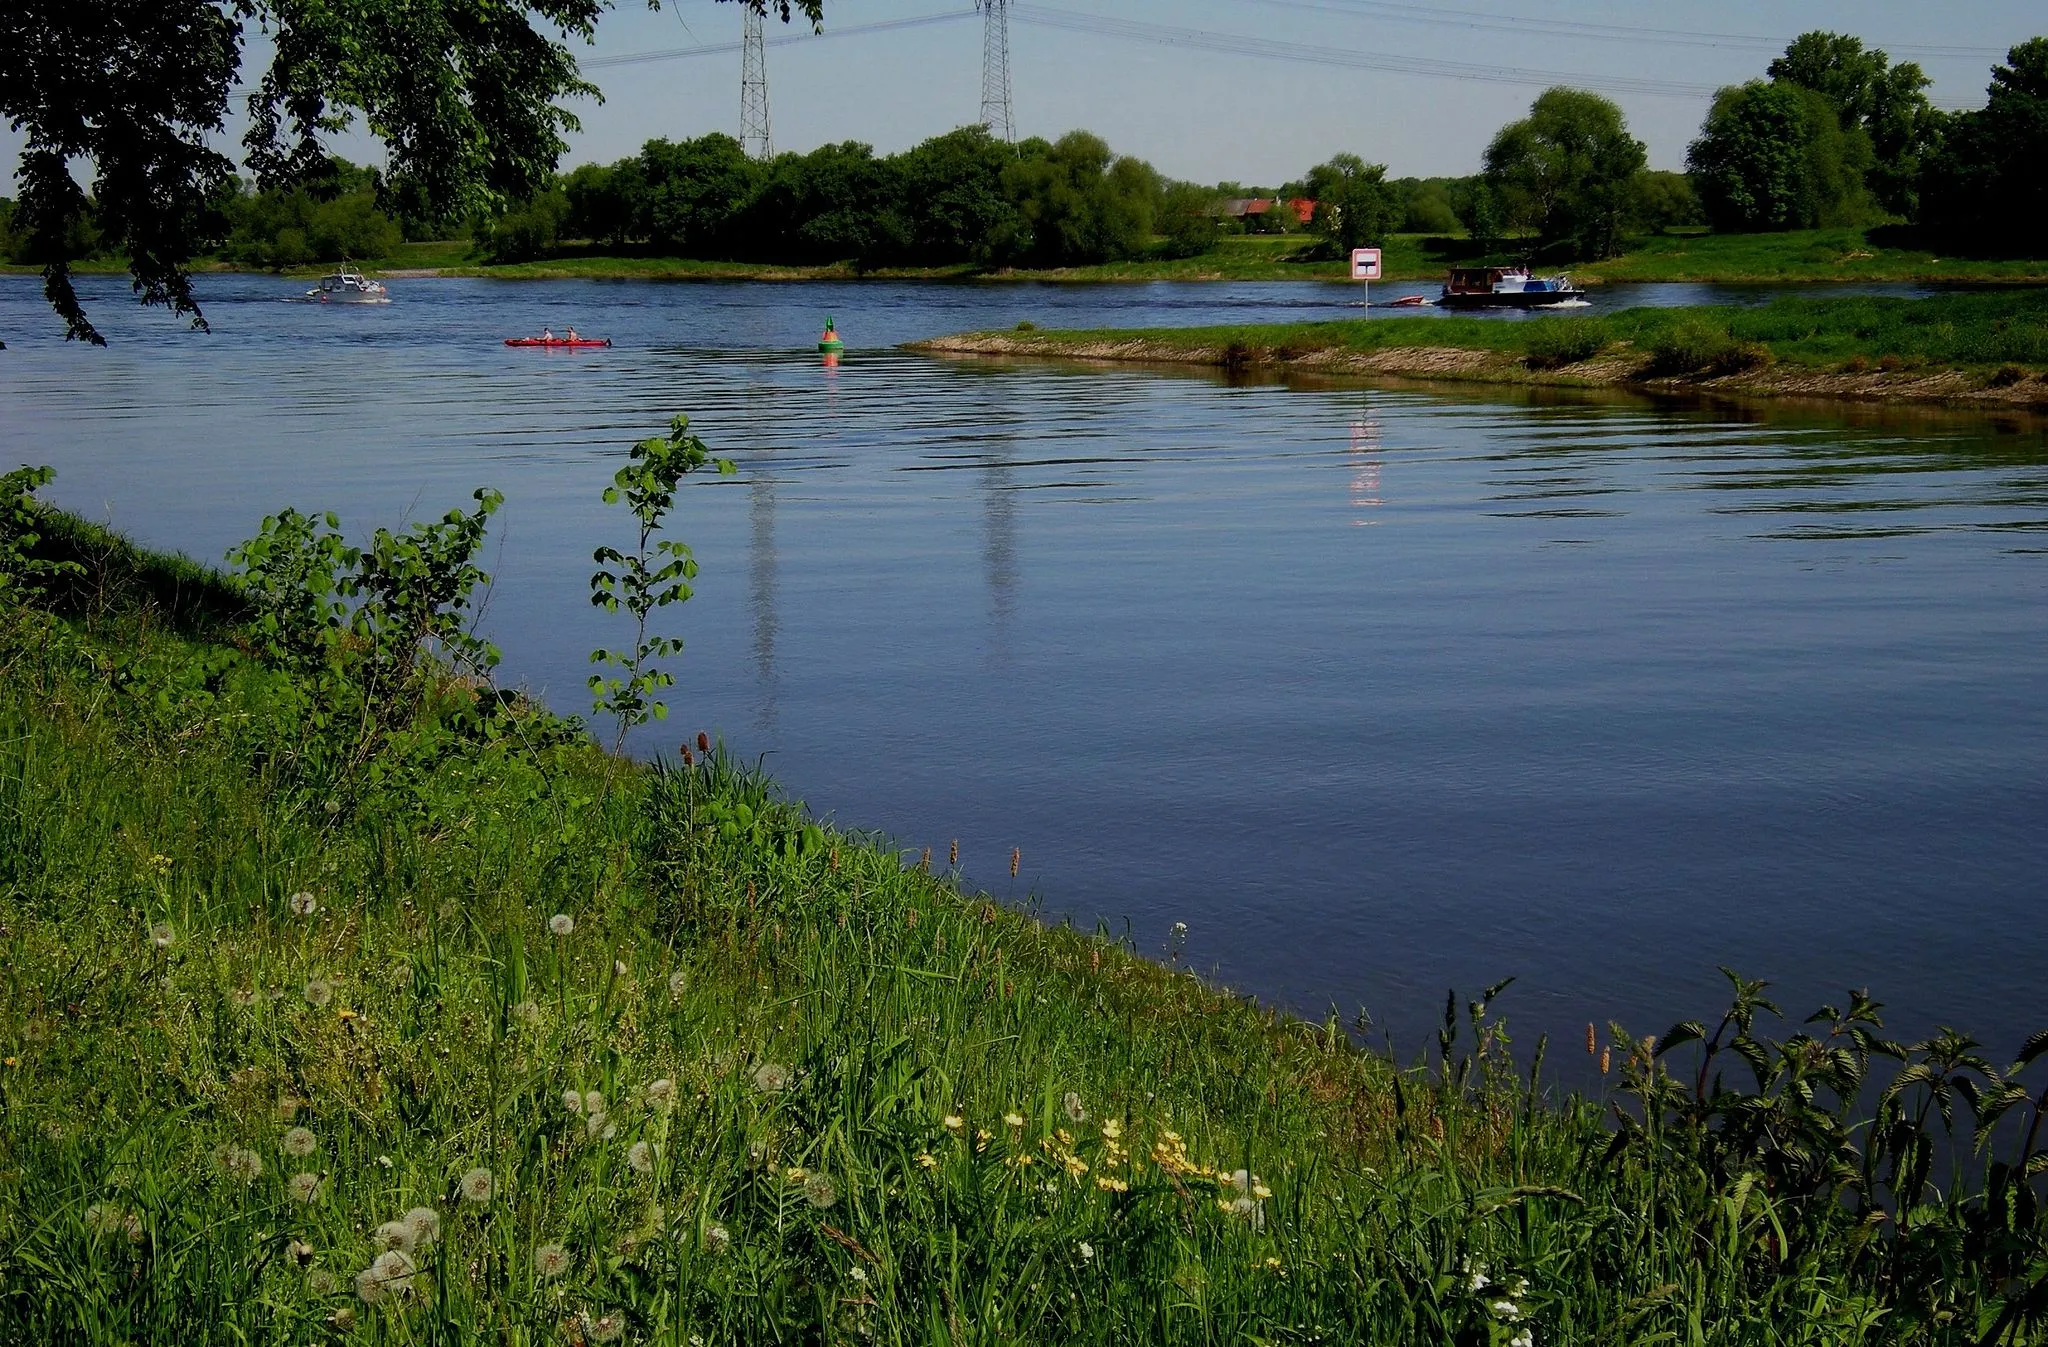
[1581,228,2048,284]
[964,289,2048,378]
[1,465,2044,1345]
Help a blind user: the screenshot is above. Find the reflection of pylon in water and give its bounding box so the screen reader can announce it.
[1349,414,1384,523]
[741,8,773,160]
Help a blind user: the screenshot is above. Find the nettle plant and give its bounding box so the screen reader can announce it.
[589,415,734,756]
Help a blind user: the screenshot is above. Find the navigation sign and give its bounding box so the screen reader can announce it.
[1349,247,1383,280]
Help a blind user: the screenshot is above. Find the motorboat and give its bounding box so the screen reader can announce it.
[1437,266,1585,309]
[304,264,389,304]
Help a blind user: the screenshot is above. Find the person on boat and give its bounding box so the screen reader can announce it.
[542,326,555,342]
[565,325,579,342]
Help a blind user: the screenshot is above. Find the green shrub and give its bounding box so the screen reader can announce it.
[1645,320,1770,377]
[1523,320,1609,369]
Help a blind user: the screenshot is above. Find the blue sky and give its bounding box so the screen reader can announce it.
[5,0,2044,194]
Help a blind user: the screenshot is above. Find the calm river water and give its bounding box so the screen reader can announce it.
[4,274,2044,1058]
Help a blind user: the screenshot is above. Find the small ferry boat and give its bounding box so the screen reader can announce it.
[1437,266,1585,310]
[304,264,390,304]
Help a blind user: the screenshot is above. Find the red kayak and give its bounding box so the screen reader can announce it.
[505,337,611,348]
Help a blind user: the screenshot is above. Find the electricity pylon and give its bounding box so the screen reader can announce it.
[977,0,1014,144]
[741,7,773,160]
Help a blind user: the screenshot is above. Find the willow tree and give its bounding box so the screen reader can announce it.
[0,0,824,344]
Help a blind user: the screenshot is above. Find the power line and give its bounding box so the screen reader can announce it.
[583,11,975,71]
[1014,6,1724,100]
[1220,0,2006,60]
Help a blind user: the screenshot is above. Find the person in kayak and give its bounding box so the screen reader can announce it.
[565,326,579,342]
[542,326,555,341]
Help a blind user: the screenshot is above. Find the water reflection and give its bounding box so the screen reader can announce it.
[1348,411,1383,525]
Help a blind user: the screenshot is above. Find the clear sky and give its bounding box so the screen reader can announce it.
[5,0,2045,194]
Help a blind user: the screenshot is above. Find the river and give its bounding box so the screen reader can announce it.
[4,273,2044,1060]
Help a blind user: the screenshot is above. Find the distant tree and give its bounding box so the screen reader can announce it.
[222,156,402,268]
[892,126,1017,264]
[475,190,569,264]
[1392,178,1463,235]
[639,135,761,258]
[994,132,1158,267]
[1632,170,1703,233]
[1304,154,1399,255]
[0,0,826,343]
[1157,182,1221,259]
[1918,38,2048,255]
[562,162,644,248]
[741,141,898,264]
[1688,81,1872,232]
[1768,31,1938,217]
[1481,88,1646,258]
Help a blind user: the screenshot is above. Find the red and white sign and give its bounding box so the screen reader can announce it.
[1350,247,1383,280]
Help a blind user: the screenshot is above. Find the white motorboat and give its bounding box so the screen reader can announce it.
[304,263,390,304]
[1438,266,1586,309]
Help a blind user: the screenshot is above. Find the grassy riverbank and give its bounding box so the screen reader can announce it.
[17,227,2044,288]
[1,464,2044,1345]
[915,290,2048,410]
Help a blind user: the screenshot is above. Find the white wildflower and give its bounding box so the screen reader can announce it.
[403,1206,440,1247]
[1493,1299,1523,1321]
[645,1078,676,1109]
[356,1249,415,1303]
[288,1172,324,1203]
[371,1221,414,1253]
[563,1087,585,1114]
[1078,1241,1095,1262]
[282,1126,318,1157]
[587,1312,625,1343]
[628,1141,655,1175]
[704,1224,732,1255]
[533,1242,571,1278]
[668,970,687,996]
[288,891,318,917]
[215,1144,263,1183]
[1510,1332,1534,1347]
[614,959,629,978]
[752,1062,791,1094]
[802,1172,838,1209]
[303,978,334,1008]
[582,1090,604,1115]
[459,1167,494,1204]
[548,913,575,937]
[849,1264,869,1285]
[376,1154,393,1170]
[149,922,174,949]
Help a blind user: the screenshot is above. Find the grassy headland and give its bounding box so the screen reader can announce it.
[914,290,2048,410]
[1,464,2044,1344]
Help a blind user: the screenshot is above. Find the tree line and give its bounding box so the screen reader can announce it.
[5,7,2045,343]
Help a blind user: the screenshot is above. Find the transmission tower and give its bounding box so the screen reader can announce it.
[740,7,773,161]
[977,0,1014,144]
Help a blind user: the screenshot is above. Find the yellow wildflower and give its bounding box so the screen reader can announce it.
[942,1115,964,1132]
[1063,1154,1090,1178]
[784,1167,808,1184]
[1003,1112,1024,1129]
[1100,1119,1122,1140]
[1094,1176,1128,1193]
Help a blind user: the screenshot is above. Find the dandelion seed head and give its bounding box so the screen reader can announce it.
[282,1126,318,1157]
[533,1241,571,1279]
[1063,1092,1086,1123]
[751,1062,790,1094]
[289,1172,324,1203]
[645,1078,675,1109]
[511,1000,542,1025]
[362,1249,416,1301]
[582,1090,604,1114]
[801,1172,838,1209]
[308,1269,339,1295]
[215,1144,263,1182]
[704,1223,732,1254]
[289,891,318,917]
[459,1167,494,1204]
[288,1238,315,1266]
[372,1221,414,1253]
[303,978,334,1008]
[548,913,575,937]
[667,970,687,996]
[402,1206,440,1247]
[563,1088,585,1114]
[627,1141,655,1175]
[588,1312,625,1343]
[149,922,174,949]
[584,1111,610,1139]
[331,1306,356,1329]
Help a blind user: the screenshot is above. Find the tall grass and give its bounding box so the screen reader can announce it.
[0,467,2043,1345]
